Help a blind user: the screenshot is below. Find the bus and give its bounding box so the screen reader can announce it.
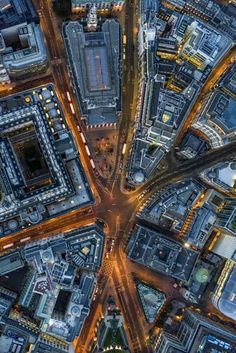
[122,143,127,155]
[3,243,14,249]
[123,35,127,45]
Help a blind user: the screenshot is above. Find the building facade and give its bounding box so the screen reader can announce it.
[71,0,124,12]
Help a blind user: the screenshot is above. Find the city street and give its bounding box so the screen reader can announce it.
[0,1,236,352]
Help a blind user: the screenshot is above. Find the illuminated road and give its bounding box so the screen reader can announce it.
[0,1,236,352]
[175,47,236,144]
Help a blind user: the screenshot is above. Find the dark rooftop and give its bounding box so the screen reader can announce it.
[0,0,38,30]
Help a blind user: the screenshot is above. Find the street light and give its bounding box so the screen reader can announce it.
[184,242,190,248]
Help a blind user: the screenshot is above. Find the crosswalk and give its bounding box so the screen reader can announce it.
[100,258,114,276]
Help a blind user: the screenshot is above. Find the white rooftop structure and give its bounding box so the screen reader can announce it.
[218,163,236,188]
[212,233,236,260]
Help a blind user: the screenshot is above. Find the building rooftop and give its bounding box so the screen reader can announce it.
[207,92,236,133]
[201,161,236,194]
[184,208,215,248]
[0,22,47,79]
[137,282,166,323]
[219,62,236,97]
[140,179,204,233]
[0,224,104,344]
[212,260,236,322]
[154,309,236,352]
[127,224,199,282]
[212,233,236,261]
[178,131,209,159]
[63,19,121,127]
[0,0,38,30]
[128,12,204,184]
[180,20,232,71]
[0,252,24,275]
[0,85,93,237]
[65,225,105,271]
[192,62,236,149]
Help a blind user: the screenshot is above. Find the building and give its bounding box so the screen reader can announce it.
[219,62,236,99]
[20,225,103,342]
[0,22,47,82]
[182,0,220,22]
[0,85,93,237]
[193,91,236,148]
[0,224,104,347]
[190,62,236,150]
[0,0,39,30]
[0,252,24,275]
[71,0,124,12]
[31,333,71,353]
[92,297,130,353]
[65,225,105,271]
[212,260,236,323]
[128,8,207,184]
[177,131,209,159]
[154,309,236,352]
[137,282,166,323]
[161,0,185,11]
[165,0,236,40]
[0,286,17,319]
[212,233,236,261]
[129,1,233,185]
[180,260,215,304]
[200,161,236,196]
[216,198,236,236]
[182,190,224,249]
[47,272,96,342]
[127,224,198,282]
[0,327,31,353]
[128,79,200,184]
[0,0,47,84]
[140,181,223,249]
[179,20,231,71]
[139,180,204,233]
[146,85,199,151]
[63,19,121,128]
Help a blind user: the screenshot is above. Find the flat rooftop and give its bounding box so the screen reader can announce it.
[63,19,121,126]
[85,45,111,92]
[0,85,93,237]
[207,92,236,132]
[0,0,38,30]
[127,225,198,281]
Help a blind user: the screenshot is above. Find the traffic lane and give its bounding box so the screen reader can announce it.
[112,267,149,353]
